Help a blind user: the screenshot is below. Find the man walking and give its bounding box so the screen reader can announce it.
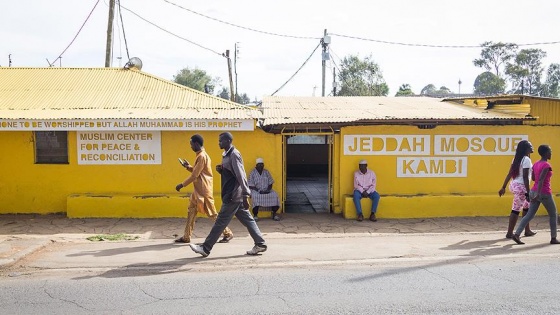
[175,134,233,244]
[190,132,267,257]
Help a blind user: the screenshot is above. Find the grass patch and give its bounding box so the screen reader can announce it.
[86,233,139,242]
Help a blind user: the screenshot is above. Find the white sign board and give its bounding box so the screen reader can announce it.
[77,131,161,165]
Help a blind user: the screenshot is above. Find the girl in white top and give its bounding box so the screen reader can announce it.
[499,140,536,238]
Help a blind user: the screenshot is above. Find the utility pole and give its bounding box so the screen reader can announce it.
[332,68,337,96]
[105,0,116,67]
[234,42,240,102]
[321,29,330,97]
[225,50,235,102]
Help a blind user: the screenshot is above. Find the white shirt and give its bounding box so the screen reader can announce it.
[512,156,532,184]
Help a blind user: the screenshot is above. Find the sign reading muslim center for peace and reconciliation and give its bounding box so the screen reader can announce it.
[1,119,254,165]
[344,134,528,178]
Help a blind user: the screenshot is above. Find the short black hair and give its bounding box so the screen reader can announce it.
[190,134,204,146]
[538,144,551,157]
[219,132,233,141]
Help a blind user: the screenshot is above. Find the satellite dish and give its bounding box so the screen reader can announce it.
[124,57,143,71]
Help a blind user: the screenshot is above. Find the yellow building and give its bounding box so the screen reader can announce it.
[0,67,280,218]
[260,95,560,219]
[1,67,559,220]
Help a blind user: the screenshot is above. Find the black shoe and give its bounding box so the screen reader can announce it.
[174,237,189,243]
[357,214,363,222]
[369,213,377,222]
[218,235,233,243]
[512,234,525,245]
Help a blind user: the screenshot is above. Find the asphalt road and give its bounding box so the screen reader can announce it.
[2,256,559,314]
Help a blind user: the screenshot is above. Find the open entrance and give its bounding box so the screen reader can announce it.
[283,134,332,214]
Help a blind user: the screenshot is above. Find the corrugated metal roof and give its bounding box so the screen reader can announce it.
[0,67,260,120]
[261,96,531,126]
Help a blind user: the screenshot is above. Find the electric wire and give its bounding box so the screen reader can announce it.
[162,0,320,40]
[118,3,225,57]
[330,33,560,48]
[270,41,322,96]
[117,0,130,61]
[49,0,100,66]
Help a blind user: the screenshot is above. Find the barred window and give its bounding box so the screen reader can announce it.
[34,131,69,164]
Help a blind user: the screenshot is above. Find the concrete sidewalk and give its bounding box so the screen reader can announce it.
[0,213,556,271]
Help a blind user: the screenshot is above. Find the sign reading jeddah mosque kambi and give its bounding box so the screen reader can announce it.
[343,134,528,178]
[77,131,162,165]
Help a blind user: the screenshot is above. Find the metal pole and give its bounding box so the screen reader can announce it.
[321,29,327,97]
[105,0,115,67]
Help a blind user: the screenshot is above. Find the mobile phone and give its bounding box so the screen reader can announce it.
[178,158,186,166]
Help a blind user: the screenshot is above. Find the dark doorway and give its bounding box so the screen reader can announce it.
[284,135,330,213]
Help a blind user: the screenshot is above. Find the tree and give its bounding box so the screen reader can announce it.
[217,87,230,100]
[173,67,220,94]
[505,48,547,95]
[541,63,560,98]
[473,72,506,95]
[395,84,414,96]
[437,86,451,95]
[236,93,251,105]
[420,84,436,95]
[473,41,518,77]
[337,54,389,96]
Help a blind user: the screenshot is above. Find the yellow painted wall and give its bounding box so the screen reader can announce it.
[0,128,281,217]
[338,125,560,218]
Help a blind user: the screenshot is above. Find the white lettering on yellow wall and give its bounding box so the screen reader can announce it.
[344,135,430,155]
[434,135,527,155]
[77,131,161,165]
[397,157,467,177]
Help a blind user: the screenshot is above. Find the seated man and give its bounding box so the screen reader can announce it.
[353,159,381,222]
[248,158,281,221]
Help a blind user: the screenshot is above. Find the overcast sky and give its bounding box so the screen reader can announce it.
[2,0,559,99]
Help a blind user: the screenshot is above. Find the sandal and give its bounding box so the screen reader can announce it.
[524,230,537,237]
[174,237,190,243]
[218,235,233,243]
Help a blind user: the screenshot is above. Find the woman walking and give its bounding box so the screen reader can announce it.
[512,144,559,245]
[498,140,536,239]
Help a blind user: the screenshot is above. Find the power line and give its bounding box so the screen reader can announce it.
[271,41,322,96]
[118,3,225,58]
[49,0,100,66]
[117,0,130,61]
[162,0,320,40]
[330,33,560,48]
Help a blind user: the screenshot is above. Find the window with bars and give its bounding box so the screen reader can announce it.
[34,131,69,164]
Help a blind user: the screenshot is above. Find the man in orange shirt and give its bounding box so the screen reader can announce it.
[175,134,233,243]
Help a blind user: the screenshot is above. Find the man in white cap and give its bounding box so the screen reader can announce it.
[248,157,281,221]
[353,159,381,222]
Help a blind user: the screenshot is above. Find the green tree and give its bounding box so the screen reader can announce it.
[473,71,506,95]
[420,84,436,95]
[217,87,230,100]
[337,54,389,96]
[173,67,220,93]
[436,86,451,95]
[235,93,251,104]
[541,63,560,98]
[505,48,547,95]
[395,84,414,96]
[473,41,518,77]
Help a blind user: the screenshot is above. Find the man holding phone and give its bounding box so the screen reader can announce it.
[174,134,233,244]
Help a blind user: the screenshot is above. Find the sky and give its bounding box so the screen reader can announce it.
[2,0,560,100]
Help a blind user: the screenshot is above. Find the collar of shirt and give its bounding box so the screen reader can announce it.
[222,146,234,157]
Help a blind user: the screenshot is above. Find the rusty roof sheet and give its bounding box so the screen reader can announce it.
[0,67,261,120]
[261,96,531,126]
